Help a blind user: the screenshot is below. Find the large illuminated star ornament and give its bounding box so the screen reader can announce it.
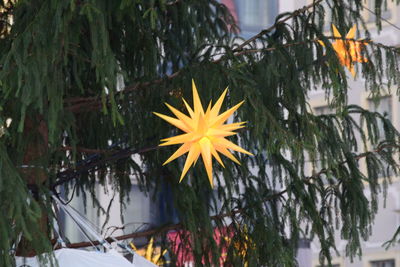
[154,80,253,187]
[319,24,368,77]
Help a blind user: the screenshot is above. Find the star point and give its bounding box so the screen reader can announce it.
[319,24,368,77]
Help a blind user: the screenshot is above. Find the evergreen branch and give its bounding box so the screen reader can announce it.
[234,0,324,52]
[361,4,400,31]
[65,222,183,249]
[62,142,400,249]
[52,144,159,190]
[59,146,117,154]
[65,70,182,112]
[64,0,325,113]
[64,36,400,113]
[64,189,285,249]
[215,37,399,58]
[53,133,400,190]
[232,0,324,52]
[7,1,400,265]
[307,142,400,182]
[383,225,400,248]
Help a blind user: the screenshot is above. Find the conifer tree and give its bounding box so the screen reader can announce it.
[1,0,400,266]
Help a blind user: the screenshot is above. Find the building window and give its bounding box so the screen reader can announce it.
[311,105,337,181]
[364,0,392,23]
[314,105,336,168]
[314,105,335,115]
[368,96,393,177]
[368,96,392,141]
[312,0,394,30]
[370,259,395,267]
[234,0,278,34]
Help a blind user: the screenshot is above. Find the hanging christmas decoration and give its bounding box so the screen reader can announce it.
[154,80,252,187]
[319,24,368,77]
[221,227,254,267]
[130,238,166,266]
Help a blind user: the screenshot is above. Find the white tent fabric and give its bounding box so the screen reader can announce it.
[15,248,157,267]
[132,252,159,267]
[15,196,158,267]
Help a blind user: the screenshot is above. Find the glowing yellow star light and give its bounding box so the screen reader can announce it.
[130,237,167,266]
[319,24,368,77]
[222,231,254,267]
[154,80,253,187]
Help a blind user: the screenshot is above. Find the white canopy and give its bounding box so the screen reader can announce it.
[15,248,157,267]
[15,196,158,267]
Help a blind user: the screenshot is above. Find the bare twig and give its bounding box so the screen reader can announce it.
[60,146,116,154]
[64,195,276,249]
[52,144,158,190]
[232,0,324,52]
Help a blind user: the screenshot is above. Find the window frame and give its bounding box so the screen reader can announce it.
[234,0,279,34]
[370,258,396,267]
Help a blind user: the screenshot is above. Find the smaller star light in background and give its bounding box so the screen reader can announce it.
[154,80,253,187]
[319,24,368,77]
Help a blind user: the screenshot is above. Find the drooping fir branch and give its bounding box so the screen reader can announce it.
[52,144,158,191]
[51,100,400,264]
[64,11,400,115]
[52,103,400,189]
[57,139,400,250]
[64,0,325,113]
[2,0,400,265]
[230,0,323,52]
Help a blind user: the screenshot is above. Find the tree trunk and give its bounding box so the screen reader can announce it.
[15,116,50,257]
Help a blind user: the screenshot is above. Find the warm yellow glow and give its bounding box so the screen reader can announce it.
[130,238,166,266]
[222,230,254,267]
[0,0,15,38]
[319,24,368,77]
[154,80,253,187]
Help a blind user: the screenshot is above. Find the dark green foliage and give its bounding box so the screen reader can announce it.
[1,0,400,266]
